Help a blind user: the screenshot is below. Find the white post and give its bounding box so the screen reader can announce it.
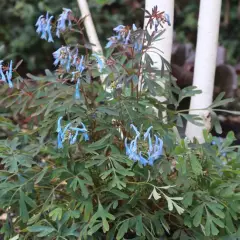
[77,0,103,54]
[185,0,222,143]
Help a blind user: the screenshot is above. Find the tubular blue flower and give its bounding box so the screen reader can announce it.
[6,60,13,88]
[72,49,78,66]
[53,46,71,71]
[125,30,131,44]
[56,8,72,38]
[53,47,62,66]
[125,138,131,155]
[75,78,81,100]
[70,129,80,145]
[57,132,63,149]
[132,24,137,31]
[130,124,140,137]
[148,135,163,165]
[139,152,148,166]
[56,116,64,149]
[144,126,153,140]
[83,132,89,141]
[45,16,54,42]
[105,36,118,48]
[92,54,104,73]
[125,125,163,166]
[0,60,6,82]
[76,55,85,73]
[61,122,72,140]
[35,15,44,34]
[57,116,63,133]
[164,13,171,26]
[66,55,71,72]
[113,25,125,33]
[35,12,53,41]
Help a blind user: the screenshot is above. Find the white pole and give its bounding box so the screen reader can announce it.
[77,0,103,54]
[185,0,222,143]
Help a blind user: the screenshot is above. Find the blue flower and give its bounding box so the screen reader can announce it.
[45,16,54,42]
[132,24,137,31]
[56,117,88,148]
[6,60,13,88]
[57,116,64,148]
[75,78,81,100]
[76,55,85,73]
[69,129,80,145]
[57,116,63,133]
[125,125,163,166]
[113,25,125,35]
[62,122,72,139]
[139,152,148,166]
[144,126,153,140]
[56,8,72,38]
[36,12,54,42]
[124,30,131,44]
[130,124,140,137]
[72,49,78,66]
[52,46,71,71]
[0,60,6,82]
[164,13,171,26]
[92,54,104,73]
[83,132,89,141]
[57,132,63,149]
[105,36,118,48]
[35,15,44,34]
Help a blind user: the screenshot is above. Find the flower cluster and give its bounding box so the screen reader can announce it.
[56,8,72,38]
[35,12,54,42]
[53,47,86,99]
[146,6,171,31]
[105,24,143,52]
[35,8,72,42]
[0,60,13,88]
[56,116,89,149]
[125,125,163,166]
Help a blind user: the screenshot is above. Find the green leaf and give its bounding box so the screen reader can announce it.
[183,192,194,208]
[49,207,63,221]
[207,203,225,219]
[190,154,203,176]
[225,210,236,233]
[135,215,145,236]
[19,190,29,223]
[35,167,48,184]
[89,201,115,233]
[27,225,56,237]
[87,134,112,150]
[27,213,41,225]
[110,189,129,199]
[88,223,102,236]
[117,220,129,240]
[9,235,19,240]
[191,204,204,227]
[79,199,93,222]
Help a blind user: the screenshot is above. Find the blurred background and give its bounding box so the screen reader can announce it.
[1,0,240,140]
